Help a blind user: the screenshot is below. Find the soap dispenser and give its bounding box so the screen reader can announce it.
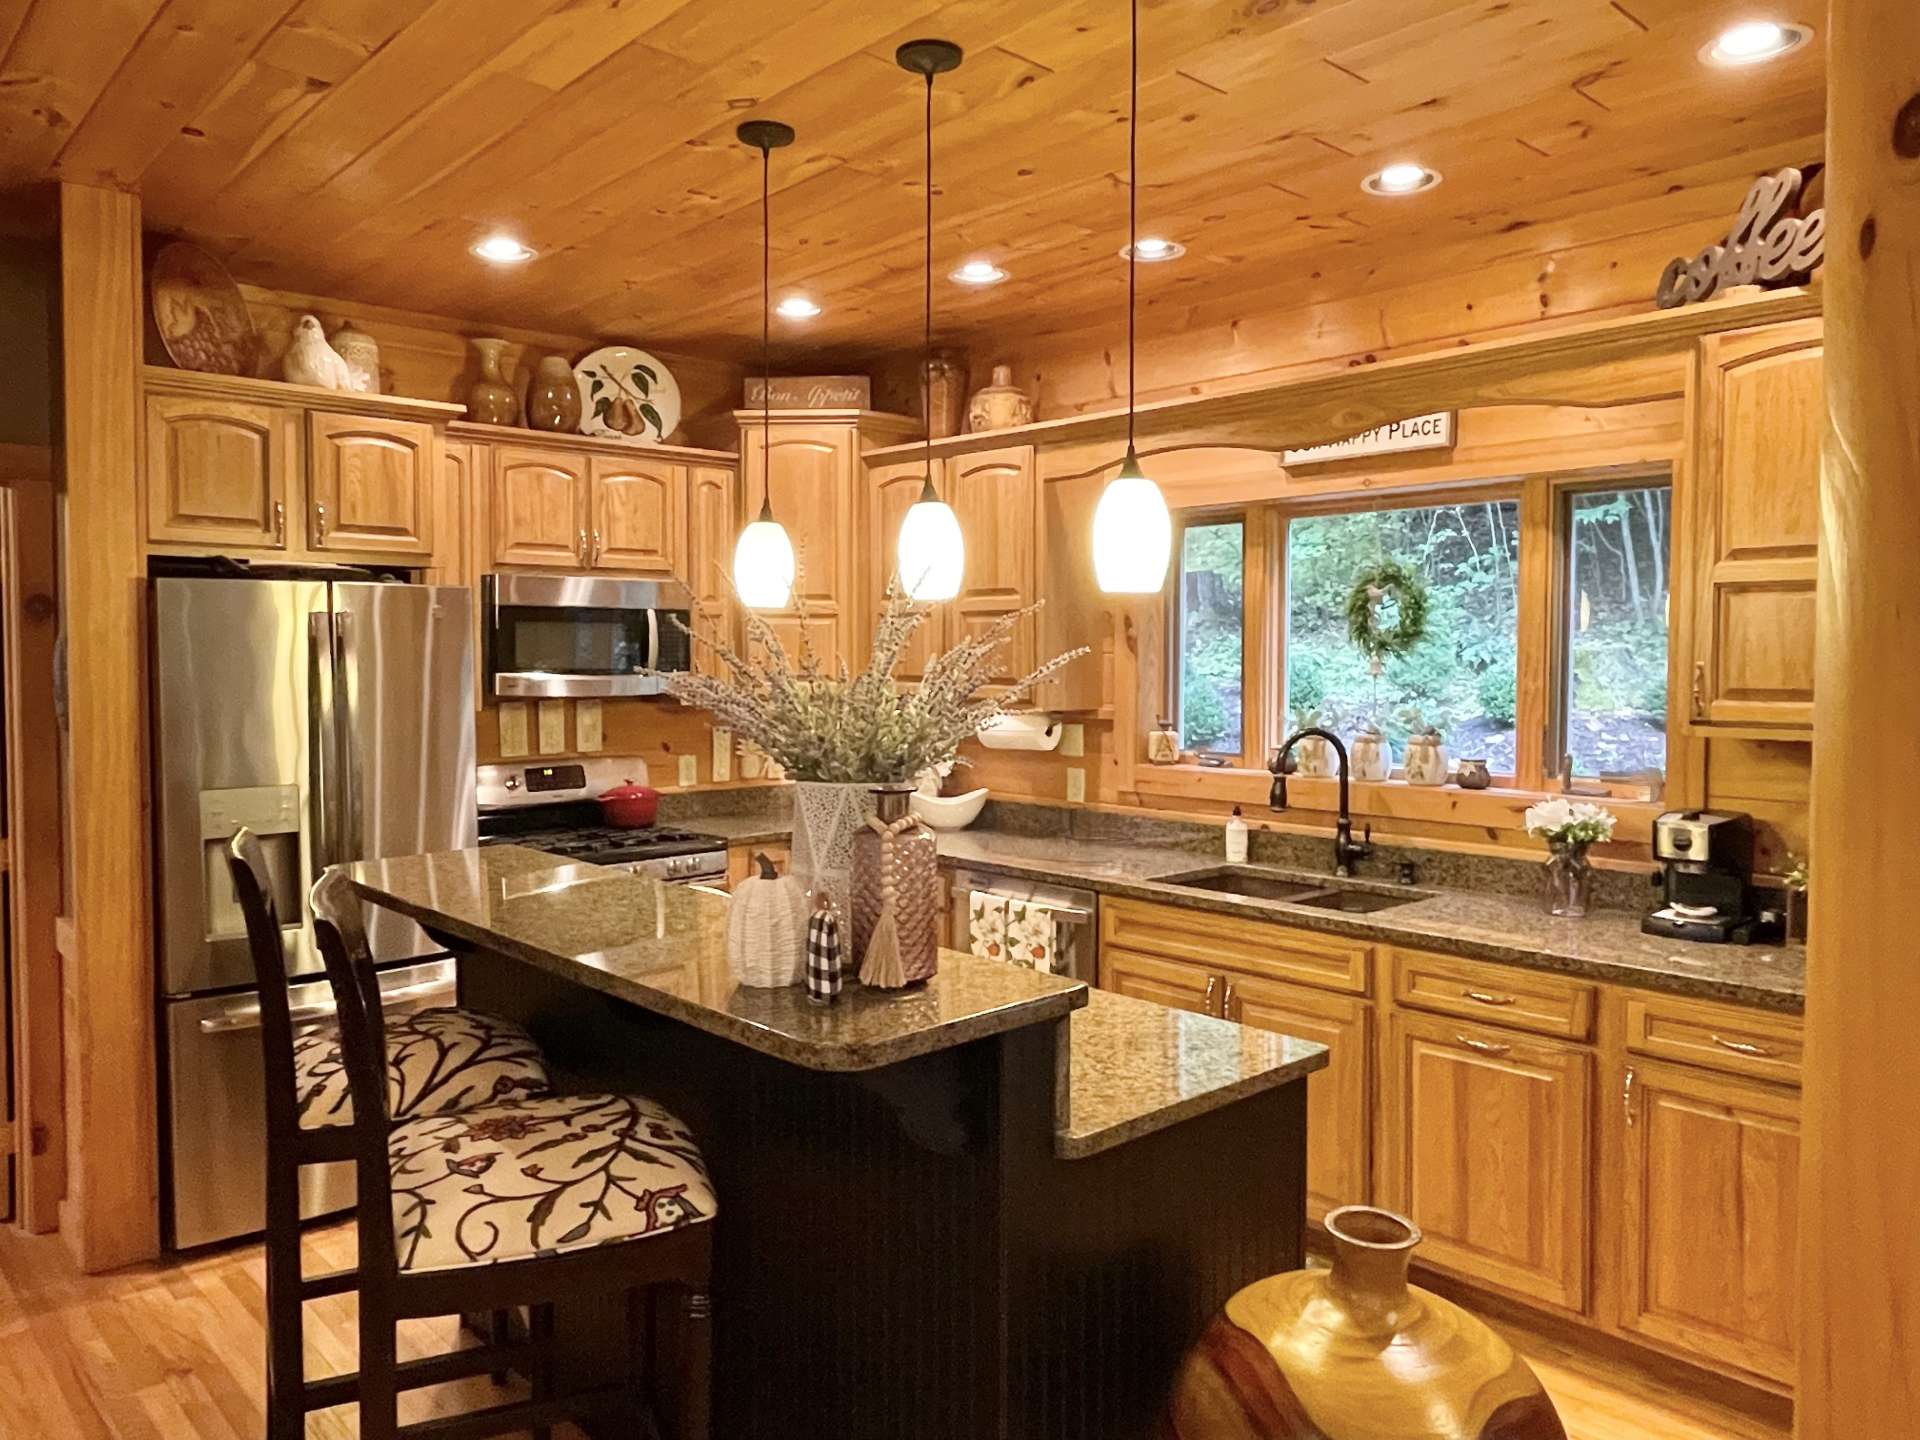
[1225,806,1249,863]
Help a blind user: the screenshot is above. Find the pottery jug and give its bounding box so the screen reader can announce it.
[924,350,968,439]
[1166,1206,1568,1439]
[467,337,519,427]
[329,319,381,394]
[967,364,1033,433]
[1456,757,1492,790]
[527,354,583,432]
[1404,730,1451,786]
[1349,727,1392,782]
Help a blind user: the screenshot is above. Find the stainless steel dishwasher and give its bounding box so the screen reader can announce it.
[947,868,1099,981]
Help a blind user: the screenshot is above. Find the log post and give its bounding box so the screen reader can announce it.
[1800,2,1920,1428]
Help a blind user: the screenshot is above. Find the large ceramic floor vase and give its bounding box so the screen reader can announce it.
[852,786,939,987]
[1165,1207,1567,1439]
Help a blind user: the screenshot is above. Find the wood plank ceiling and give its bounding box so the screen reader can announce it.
[0,0,1825,363]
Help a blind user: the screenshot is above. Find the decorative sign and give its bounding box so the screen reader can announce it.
[743,374,871,408]
[1655,167,1825,308]
[1283,412,1455,466]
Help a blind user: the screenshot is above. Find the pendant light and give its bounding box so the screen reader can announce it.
[894,40,966,603]
[1091,0,1173,595]
[733,119,799,610]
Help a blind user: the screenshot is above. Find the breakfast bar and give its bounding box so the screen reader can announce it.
[348,845,1327,1440]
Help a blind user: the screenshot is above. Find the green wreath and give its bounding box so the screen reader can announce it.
[1346,560,1430,664]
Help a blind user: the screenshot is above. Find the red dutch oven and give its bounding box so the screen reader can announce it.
[597,778,660,828]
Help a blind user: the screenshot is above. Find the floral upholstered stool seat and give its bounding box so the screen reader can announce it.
[292,1006,552,1131]
[387,1091,716,1273]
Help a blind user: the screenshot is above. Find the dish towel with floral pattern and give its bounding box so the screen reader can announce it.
[968,891,1009,962]
[1006,899,1063,974]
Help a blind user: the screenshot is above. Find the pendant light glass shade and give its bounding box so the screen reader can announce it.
[1092,449,1172,594]
[733,505,796,609]
[898,477,964,600]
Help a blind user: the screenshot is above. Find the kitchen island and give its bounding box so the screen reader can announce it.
[348,846,1326,1440]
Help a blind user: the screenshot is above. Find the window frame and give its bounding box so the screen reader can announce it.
[1165,507,1268,768]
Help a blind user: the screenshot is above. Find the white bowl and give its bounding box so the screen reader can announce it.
[910,786,988,831]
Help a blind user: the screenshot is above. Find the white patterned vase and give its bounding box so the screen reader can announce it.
[789,782,871,941]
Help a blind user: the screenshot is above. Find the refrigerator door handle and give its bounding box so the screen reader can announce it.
[333,609,364,865]
[199,997,339,1034]
[308,611,338,873]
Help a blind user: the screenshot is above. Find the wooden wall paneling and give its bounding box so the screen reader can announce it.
[1703,738,1810,877]
[1799,2,1920,1427]
[57,183,158,1268]
[1,470,61,1231]
[1514,476,1555,792]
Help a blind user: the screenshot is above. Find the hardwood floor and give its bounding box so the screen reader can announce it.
[0,1222,1790,1439]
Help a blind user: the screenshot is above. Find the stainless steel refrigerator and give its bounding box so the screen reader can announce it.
[151,575,477,1248]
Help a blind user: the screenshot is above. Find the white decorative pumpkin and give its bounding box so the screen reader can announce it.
[726,853,809,988]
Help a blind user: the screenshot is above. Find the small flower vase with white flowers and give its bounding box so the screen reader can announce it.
[1523,799,1617,918]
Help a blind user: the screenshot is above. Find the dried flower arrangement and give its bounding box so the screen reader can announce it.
[654,573,1089,785]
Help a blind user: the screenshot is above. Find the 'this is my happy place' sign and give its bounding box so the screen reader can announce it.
[1283,412,1456,466]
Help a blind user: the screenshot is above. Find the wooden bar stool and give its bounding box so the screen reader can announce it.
[308,863,715,1440]
[225,829,557,1439]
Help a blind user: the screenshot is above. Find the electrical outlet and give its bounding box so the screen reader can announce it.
[497,702,529,758]
[678,754,698,787]
[711,727,733,782]
[537,701,566,755]
[1066,767,1086,804]
[575,700,604,753]
[1060,723,1085,758]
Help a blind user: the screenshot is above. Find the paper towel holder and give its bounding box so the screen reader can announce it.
[975,714,1063,751]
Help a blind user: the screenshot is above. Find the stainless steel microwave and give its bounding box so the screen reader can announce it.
[482,573,694,698]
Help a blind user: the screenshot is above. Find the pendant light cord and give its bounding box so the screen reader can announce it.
[759,139,774,522]
[1127,0,1138,456]
[922,68,935,492]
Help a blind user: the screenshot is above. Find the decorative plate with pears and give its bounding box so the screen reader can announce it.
[573,345,681,444]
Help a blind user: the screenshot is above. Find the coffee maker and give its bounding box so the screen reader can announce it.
[1642,810,1756,944]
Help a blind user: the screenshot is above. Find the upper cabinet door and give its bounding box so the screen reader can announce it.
[306,413,437,559]
[145,395,296,550]
[744,421,855,614]
[1685,320,1823,733]
[492,445,587,568]
[687,464,737,676]
[950,445,1038,685]
[866,458,946,681]
[588,455,684,573]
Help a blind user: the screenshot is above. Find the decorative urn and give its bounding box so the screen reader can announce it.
[966,363,1033,433]
[1403,728,1451,786]
[1165,1206,1568,1440]
[1349,726,1392,782]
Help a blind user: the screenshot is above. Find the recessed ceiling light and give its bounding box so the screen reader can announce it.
[949,259,1008,286]
[470,233,536,264]
[1362,161,1442,196]
[1701,19,1811,66]
[775,295,821,319]
[1121,236,1186,262]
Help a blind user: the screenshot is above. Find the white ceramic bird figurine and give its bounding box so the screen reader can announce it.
[282,313,353,390]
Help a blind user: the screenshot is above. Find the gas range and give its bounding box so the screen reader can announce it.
[477,760,728,886]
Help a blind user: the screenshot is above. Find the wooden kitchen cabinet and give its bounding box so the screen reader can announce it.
[1682,318,1823,733]
[1226,972,1372,1221]
[1617,1058,1799,1383]
[687,463,737,676]
[306,412,436,558]
[1379,1009,1592,1312]
[950,445,1039,685]
[144,392,297,550]
[492,444,588,567]
[866,456,947,681]
[588,454,683,573]
[1102,949,1221,1015]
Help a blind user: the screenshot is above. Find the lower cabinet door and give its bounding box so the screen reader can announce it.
[1101,948,1219,1016]
[1379,1010,1592,1311]
[1227,974,1371,1222]
[1617,1059,1799,1383]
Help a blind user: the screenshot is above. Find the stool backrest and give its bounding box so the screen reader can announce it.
[224,828,304,1152]
[309,865,401,1275]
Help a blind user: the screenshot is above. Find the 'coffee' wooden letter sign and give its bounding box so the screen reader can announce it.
[1655,166,1825,308]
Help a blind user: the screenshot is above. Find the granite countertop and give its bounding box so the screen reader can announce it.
[938,833,1807,1013]
[348,845,1086,1073]
[684,815,795,848]
[1062,988,1327,1158]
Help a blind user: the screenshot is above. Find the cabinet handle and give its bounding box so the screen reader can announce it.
[577,528,589,565]
[313,502,328,545]
[1623,1065,1637,1126]
[1462,989,1517,1007]
[1222,979,1237,1020]
[1456,1034,1511,1057]
[1710,1034,1775,1059]
[1203,975,1220,1015]
[591,529,603,565]
[1691,661,1706,719]
[272,500,286,546]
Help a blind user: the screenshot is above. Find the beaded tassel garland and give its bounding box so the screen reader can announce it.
[857,810,920,988]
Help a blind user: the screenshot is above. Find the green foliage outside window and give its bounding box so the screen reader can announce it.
[1177,521,1244,753]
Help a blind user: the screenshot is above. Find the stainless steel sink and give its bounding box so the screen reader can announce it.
[1163,867,1429,913]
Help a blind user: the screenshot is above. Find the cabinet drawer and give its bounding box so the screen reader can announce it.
[1623,993,1802,1087]
[1100,898,1370,995]
[1390,948,1595,1041]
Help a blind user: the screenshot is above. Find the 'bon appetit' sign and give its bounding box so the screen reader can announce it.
[1655,167,1825,308]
